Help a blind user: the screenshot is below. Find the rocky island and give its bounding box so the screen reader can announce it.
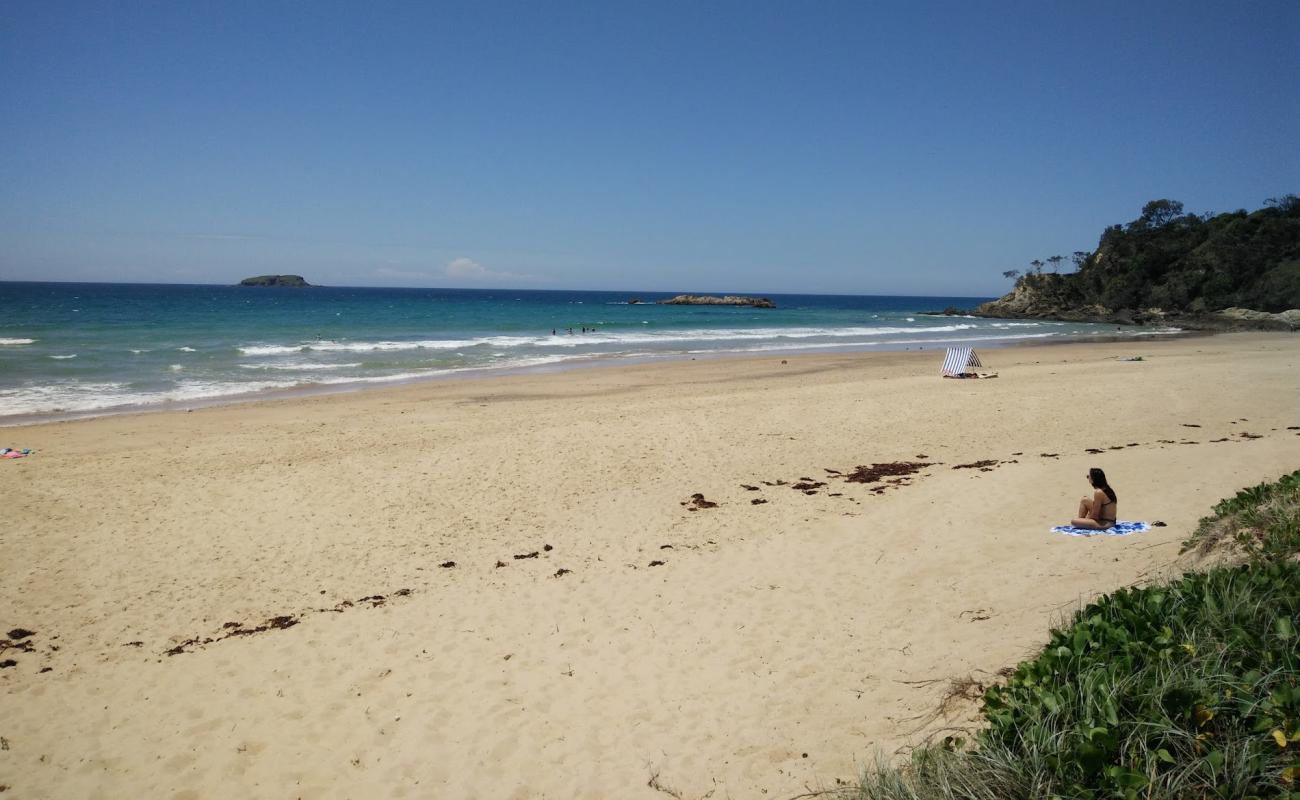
[239,275,311,287]
[974,197,1300,331]
[657,294,776,308]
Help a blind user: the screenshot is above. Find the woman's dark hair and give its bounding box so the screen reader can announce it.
[1089,467,1117,503]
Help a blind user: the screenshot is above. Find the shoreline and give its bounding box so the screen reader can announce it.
[3,331,1297,798]
[0,326,1194,429]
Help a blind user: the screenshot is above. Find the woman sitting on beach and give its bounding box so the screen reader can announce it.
[1072,467,1118,529]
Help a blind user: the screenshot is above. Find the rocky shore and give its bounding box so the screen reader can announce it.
[971,279,1299,332]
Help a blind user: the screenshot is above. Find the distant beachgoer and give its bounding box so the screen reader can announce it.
[551,329,556,336]
[1071,467,1118,529]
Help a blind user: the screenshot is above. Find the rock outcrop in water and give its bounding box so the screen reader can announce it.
[239,275,311,287]
[657,295,776,308]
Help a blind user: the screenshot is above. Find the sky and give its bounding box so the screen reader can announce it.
[1,1,1297,296]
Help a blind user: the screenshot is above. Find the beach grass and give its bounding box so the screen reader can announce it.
[1181,468,1300,561]
[836,470,1300,800]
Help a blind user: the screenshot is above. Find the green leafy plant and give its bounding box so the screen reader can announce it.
[976,562,1300,798]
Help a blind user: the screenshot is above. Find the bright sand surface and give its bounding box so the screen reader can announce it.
[2,332,1298,799]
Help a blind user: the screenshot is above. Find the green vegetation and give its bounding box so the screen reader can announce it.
[835,470,1300,800]
[1182,469,1300,561]
[1006,196,1300,313]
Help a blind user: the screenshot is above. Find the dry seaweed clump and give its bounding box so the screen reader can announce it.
[682,493,719,510]
[842,462,935,494]
[844,462,934,484]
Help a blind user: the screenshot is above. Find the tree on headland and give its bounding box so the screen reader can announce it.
[1265,194,1299,213]
[991,197,1300,314]
[1002,269,1020,281]
[1130,199,1186,230]
[1047,255,1064,273]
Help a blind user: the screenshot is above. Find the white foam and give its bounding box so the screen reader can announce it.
[682,331,1069,355]
[314,370,451,386]
[570,323,979,346]
[868,332,1064,347]
[238,362,363,371]
[0,379,300,417]
[535,324,985,347]
[178,346,197,352]
[0,338,36,345]
[164,379,301,403]
[239,344,306,356]
[235,324,1001,357]
[50,354,77,359]
[310,354,581,386]
[0,382,129,415]
[2,356,592,418]
[239,339,481,356]
[169,364,184,371]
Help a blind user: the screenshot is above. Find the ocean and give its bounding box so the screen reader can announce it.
[0,282,1172,422]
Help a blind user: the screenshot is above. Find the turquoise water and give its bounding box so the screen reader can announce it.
[0,282,1170,421]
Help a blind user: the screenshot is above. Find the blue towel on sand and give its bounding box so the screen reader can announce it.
[1051,521,1150,537]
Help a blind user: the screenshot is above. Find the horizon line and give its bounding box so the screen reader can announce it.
[0,278,1000,300]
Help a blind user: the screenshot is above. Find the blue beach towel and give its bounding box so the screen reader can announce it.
[1051,521,1150,537]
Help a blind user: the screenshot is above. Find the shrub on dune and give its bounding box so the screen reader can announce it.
[839,470,1300,800]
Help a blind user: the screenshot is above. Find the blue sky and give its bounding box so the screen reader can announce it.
[1,2,1297,296]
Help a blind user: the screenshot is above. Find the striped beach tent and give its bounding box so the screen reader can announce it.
[941,347,983,377]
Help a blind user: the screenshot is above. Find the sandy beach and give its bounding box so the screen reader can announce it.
[2,332,1298,799]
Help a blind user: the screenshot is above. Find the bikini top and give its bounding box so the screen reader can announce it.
[1098,497,1117,521]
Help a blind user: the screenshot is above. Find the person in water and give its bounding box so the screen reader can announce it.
[1072,467,1118,529]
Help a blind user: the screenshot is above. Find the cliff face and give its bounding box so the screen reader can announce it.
[239,275,311,287]
[974,275,1102,321]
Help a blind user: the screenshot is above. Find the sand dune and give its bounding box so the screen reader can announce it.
[2,333,1298,798]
